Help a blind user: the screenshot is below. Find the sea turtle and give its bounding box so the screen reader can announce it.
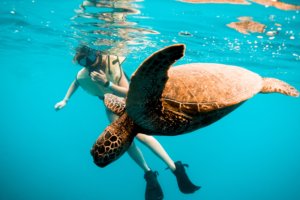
[91,44,299,167]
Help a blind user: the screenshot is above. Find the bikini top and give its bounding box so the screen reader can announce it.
[76,55,126,98]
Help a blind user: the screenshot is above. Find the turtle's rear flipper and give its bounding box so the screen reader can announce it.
[172,161,201,194]
[261,78,299,97]
[144,171,164,200]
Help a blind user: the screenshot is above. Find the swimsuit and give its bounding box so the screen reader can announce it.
[76,55,125,99]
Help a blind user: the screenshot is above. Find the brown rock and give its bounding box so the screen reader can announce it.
[227,17,266,34]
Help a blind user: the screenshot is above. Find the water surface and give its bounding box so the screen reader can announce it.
[0,0,299,200]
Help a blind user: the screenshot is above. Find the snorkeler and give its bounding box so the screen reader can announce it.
[54,46,200,199]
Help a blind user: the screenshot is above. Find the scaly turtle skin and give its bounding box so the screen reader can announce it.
[91,44,299,167]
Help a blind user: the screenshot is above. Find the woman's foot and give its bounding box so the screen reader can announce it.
[144,170,164,200]
[172,161,201,194]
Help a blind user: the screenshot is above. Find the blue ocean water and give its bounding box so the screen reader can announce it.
[1,0,300,200]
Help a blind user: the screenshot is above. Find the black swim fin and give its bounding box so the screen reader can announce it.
[144,170,164,200]
[172,161,201,194]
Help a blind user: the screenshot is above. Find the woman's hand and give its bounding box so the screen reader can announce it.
[90,70,108,86]
[54,100,67,111]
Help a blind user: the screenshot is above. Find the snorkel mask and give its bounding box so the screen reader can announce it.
[75,46,100,67]
[78,54,97,67]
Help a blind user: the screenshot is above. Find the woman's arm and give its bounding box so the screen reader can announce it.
[54,80,79,110]
[109,67,129,97]
[107,82,128,97]
[90,69,129,97]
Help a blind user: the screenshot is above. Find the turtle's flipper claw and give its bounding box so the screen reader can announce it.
[144,171,164,200]
[173,161,201,194]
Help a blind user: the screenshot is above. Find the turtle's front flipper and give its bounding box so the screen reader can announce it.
[104,93,126,116]
[91,114,136,167]
[127,44,185,128]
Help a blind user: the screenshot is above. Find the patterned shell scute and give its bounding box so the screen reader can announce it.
[162,63,263,113]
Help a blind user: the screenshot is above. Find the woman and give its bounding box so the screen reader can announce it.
[54,46,200,199]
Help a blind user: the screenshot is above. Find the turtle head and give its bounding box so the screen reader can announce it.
[104,93,126,116]
[90,114,136,167]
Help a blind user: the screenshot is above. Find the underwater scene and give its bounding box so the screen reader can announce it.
[1,0,300,200]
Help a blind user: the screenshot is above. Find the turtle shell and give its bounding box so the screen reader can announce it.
[161,63,263,115]
[126,44,264,135]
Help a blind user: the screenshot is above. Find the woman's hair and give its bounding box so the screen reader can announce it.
[74,45,101,62]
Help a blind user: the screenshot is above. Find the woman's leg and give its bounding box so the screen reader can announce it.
[106,108,164,199]
[136,133,201,194]
[127,142,151,172]
[136,133,176,171]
